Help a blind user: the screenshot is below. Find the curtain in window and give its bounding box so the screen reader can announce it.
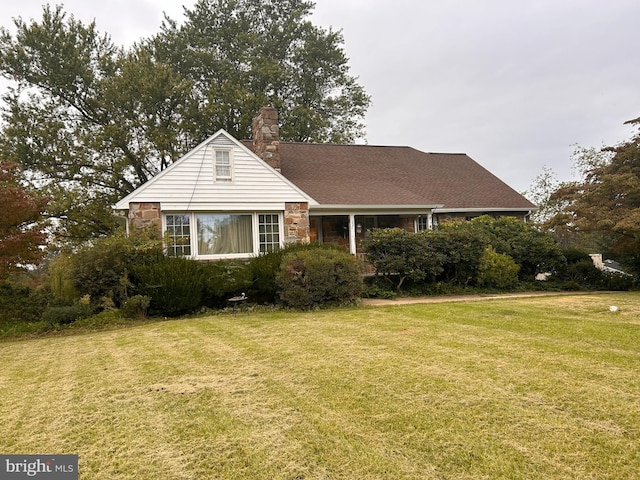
[197,214,253,255]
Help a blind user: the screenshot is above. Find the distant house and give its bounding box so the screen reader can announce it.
[589,254,631,276]
[114,106,536,260]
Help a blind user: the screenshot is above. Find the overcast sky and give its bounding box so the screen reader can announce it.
[1,0,639,192]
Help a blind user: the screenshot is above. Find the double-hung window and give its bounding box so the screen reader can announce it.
[214,149,233,182]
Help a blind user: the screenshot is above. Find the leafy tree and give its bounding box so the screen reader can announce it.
[0,2,369,241]
[523,165,562,224]
[150,0,370,143]
[0,160,48,278]
[0,6,196,240]
[548,119,640,274]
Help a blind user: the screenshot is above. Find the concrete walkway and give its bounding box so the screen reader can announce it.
[360,291,601,306]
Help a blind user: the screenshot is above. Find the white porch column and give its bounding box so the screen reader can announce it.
[348,214,357,254]
[428,212,434,230]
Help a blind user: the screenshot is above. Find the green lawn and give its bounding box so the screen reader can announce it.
[1,293,639,479]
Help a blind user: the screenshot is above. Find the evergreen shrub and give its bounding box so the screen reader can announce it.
[201,260,252,308]
[132,256,203,317]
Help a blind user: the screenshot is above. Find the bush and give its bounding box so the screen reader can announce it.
[65,230,163,309]
[121,295,151,319]
[477,247,520,289]
[41,301,93,325]
[0,282,51,323]
[276,246,363,309]
[428,228,488,285]
[362,276,397,299]
[132,255,203,317]
[441,216,566,281]
[201,260,252,308]
[603,271,636,291]
[362,228,445,291]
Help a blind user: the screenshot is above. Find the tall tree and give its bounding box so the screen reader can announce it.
[0,160,48,278]
[548,118,640,273]
[150,0,370,143]
[0,6,196,240]
[0,2,370,242]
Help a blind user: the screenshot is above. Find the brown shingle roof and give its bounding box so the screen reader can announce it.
[242,141,535,210]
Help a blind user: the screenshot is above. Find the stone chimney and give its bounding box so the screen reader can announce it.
[252,106,281,171]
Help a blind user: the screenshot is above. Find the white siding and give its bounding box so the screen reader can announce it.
[114,130,316,211]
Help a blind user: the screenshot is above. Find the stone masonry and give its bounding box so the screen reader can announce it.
[128,202,162,236]
[284,202,310,244]
[252,106,281,171]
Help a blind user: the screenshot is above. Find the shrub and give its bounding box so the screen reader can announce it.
[66,230,163,309]
[561,259,605,288]
[276,246,363,309]
[121,295,151,319]
[41,301,93,326]
[0,282,51,323]
[428,228,488,285]
[441,216,566,281]
[362,228,444,291]
[247,243,335,304]
[603,271,636,291]
[201,260,252,308]
[132,255,203,317]
[362,276,397,299]
[477,247,520,289]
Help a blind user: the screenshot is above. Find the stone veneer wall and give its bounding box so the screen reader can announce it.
[128,202,162,235]
[284,202,310,244]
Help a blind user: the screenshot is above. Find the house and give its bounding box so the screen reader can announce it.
[114,106,536,260]
[589,254,631,276]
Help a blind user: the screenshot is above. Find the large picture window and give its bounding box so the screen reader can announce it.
[197,214,253,255]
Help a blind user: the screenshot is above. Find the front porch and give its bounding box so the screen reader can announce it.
[308,213,434,255]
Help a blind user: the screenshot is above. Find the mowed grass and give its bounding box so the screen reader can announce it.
[1,293,639,479]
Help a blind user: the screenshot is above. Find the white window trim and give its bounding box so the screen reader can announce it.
[213,148,234,183]
[163,212,284,260]
[414,213,433,232]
